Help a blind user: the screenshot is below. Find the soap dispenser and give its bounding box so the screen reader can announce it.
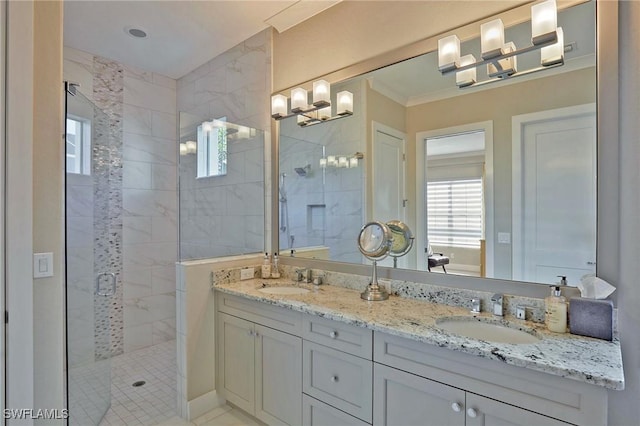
[271,252,281,279]
[261,253,271,279]
[557,275,568,286]
[545,285,567,333]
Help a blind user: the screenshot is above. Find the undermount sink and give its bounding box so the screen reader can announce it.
[258,286,310,295]
[436,317,541,344]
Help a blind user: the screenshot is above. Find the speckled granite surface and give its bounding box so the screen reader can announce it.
[214,278,624,391]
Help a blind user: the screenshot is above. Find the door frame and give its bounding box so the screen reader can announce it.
[415,121,494,274]
[371,122,407,267]
[511,103,596,281]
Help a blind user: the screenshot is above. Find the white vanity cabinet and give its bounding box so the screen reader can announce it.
[374,363,566,426]
[215,290,610,426]
[216,294,303,425]
[302,315,374,425]
[373,332,607,426]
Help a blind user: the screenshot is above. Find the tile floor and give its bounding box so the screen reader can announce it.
[99,339,177,426]
[72,339,259,426]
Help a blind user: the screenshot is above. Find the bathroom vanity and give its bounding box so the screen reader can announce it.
[214,278,623,426]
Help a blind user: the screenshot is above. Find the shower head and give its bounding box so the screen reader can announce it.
[294,164,311,177]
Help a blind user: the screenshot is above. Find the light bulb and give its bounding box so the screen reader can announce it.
[481,19,505,59]
[291,87,308,112]
[313,80,331,106]
[336,91,353,115]
[271,94,287,118]
[438,35,461,72]
[532,0,558,45]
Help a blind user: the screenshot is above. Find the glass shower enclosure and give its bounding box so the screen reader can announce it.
[65,83,116,425]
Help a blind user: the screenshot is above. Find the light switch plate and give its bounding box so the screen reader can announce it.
[240,267,255,280]
[33,252,54,278]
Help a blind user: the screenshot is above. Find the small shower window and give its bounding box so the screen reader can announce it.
[197,117,228,178]
[66,115,91,175]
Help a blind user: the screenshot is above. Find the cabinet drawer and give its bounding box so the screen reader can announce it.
[216,291,302,336]
[303,341,373,423]
[374,331,607,426]
[303,315,372,359]
[302,394,370,426]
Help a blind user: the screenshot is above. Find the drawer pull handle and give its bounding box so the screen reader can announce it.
[329,331,338,339]
[467,408,478,418]
[247,330,254,336]
[330,375,339,383]
[451,402,462,413]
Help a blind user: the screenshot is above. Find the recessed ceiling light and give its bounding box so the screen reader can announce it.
[125,26,147,39]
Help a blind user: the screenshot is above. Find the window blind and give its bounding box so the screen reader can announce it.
[427,178,483,248]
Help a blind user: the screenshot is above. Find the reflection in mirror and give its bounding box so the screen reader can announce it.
[179,112,265,261]
[277,0,596,286]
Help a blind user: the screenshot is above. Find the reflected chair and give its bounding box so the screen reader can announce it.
[426,244,449,273]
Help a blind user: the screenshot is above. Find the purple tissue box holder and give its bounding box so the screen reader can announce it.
[569,297,614,341]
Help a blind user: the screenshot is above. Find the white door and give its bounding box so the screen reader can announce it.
[513,105,596,285]
[372,123,406,268]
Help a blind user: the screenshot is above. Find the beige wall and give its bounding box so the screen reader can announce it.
[407,67,595,278]
[33,1,65,420]
[6,0,65,419]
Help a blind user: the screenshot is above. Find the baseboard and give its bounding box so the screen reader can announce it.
[187,390,226,420]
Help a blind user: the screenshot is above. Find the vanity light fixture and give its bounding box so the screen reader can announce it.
[437,0,565,89]
[179,140,197,156]
[319,152,364,169]
[271,79,354,127]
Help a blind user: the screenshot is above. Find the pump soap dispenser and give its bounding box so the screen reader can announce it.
[261,253,271,279]
[545,285,567,333]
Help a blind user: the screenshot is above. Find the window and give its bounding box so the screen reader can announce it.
[427,178,483,248]
[197,119,228,178]
[66,116,91,175]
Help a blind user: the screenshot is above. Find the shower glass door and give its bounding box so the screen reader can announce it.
[65,84,114,425]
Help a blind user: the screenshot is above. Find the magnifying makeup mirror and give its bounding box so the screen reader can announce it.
[358,221,393,301]
[387,220,415,268]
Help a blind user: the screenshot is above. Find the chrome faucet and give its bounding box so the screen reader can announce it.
[491,293,504,316]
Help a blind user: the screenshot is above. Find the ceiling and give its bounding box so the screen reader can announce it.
[64,0,340,79]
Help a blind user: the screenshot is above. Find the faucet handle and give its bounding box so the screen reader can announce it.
[491,293,504,316]
[470,298,481,314]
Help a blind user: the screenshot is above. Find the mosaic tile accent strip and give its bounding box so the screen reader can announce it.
[93,56,125,359]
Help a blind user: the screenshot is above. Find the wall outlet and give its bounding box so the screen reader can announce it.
[240,267,255,280]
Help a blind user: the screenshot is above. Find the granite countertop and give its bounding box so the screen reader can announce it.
[214,278,624,390]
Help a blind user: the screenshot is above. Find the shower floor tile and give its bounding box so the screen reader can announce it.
[99,339,177,426]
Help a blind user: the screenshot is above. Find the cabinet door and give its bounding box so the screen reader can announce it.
[465,393,569,426]
[255,324,302,425]
[303,341,373,423]
[218,313,255,414]
[303,394,370,426]
[373,363,465,426]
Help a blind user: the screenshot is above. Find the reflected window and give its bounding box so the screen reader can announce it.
[427,178,483,248]
[66,116,91,175]
[197,118,228,178]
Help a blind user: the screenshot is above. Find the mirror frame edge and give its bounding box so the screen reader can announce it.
[272,0,619,299]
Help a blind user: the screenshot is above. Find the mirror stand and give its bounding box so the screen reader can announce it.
[362,259,389,301]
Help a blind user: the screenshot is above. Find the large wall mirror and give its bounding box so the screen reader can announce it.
[276,0,598,287]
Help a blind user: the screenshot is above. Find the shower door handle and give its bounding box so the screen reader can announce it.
[95,272,117,296]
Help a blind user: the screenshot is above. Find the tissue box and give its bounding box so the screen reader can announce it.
[569,297,614,341]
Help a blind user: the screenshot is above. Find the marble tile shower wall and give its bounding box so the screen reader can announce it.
[177,30,271,261]
[64,47,178,355]
[279,79,364,263]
